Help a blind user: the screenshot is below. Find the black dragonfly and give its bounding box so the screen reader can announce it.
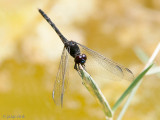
[38,9,134,106]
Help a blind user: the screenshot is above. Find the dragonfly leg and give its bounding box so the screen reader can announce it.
[74,63,83,71]
[74,63,78,70]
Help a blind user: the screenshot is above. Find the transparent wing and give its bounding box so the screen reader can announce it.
[76,42,134,81]
[53,46,69,106]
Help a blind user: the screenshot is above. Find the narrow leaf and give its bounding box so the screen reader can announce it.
[112,64,153,112]
[77,65,113,118]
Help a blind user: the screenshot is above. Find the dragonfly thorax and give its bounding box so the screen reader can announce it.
[65,41,81,58]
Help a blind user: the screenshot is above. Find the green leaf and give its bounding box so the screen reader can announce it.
[112,64,153,112]
[77,65,113,118]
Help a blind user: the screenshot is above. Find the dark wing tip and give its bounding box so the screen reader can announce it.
[116,65,123,73]
[125,68,133,75]
[125,68,134,81]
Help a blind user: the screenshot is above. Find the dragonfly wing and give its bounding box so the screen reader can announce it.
[53,46,69,106]
[77,42,134,81]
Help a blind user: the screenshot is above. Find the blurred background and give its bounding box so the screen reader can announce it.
[0,0,160,120]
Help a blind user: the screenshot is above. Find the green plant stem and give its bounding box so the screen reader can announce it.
[112,64,153,112]
[117,42,160,120]
[77,65,113,118]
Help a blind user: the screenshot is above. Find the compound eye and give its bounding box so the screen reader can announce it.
[74,54,86,65]
[80,59,85,64]
[82,54,87,60]
[74,55,82,64]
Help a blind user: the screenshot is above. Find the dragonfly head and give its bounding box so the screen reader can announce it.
[74,54,87,65]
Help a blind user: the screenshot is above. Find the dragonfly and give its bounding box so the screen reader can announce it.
[38,9,134,107]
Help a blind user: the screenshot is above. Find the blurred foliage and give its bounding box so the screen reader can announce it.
[0,0,160,120]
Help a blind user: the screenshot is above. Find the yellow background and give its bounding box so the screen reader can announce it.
[0,0,160,120]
